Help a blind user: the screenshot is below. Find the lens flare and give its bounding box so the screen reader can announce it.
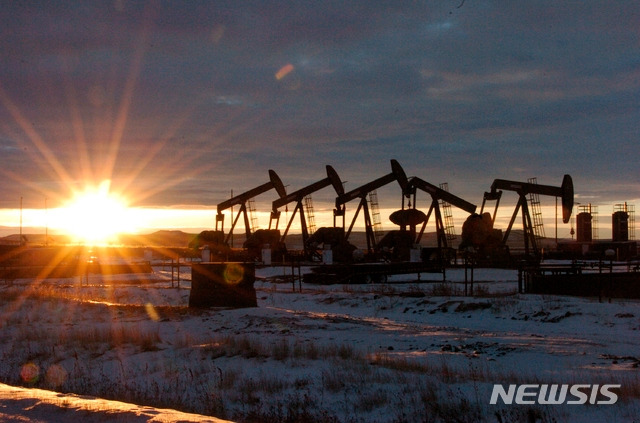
[45,364,68,388]
[145,303,160,321]
[223,263,244,285]
[20,362,40,384]
[275,63,294,80]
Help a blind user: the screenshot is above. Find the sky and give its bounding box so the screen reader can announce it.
[0,1,638,238]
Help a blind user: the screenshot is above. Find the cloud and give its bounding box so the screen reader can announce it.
[0,0,638,215]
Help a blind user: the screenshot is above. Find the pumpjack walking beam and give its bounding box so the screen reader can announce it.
[481,175,574,257]
[270,165,344,250]
[215,170,287,244]
[334,159,411,251]
[408,177,477,248]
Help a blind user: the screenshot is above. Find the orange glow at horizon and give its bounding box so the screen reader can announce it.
[53,180,140,245]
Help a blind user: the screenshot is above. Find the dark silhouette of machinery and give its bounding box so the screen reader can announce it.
[380,177,476,261]
[269,165,344,258]
[465,175,574,260]
[334,159,410,254]
[559,202,637,260]
[203,163,585,268]
[305,227,357,263]
[242,229,286,262]
[214,170,287,260]
[189,230,231,259]
[407,177,477,247]
[459,212,507,262]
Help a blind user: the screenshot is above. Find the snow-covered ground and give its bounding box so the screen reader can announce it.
[0,264,638,422]
[0,382,229,422]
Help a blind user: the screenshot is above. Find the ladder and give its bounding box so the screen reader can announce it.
[614,203,636,240]
[591,205,599,240]
[438,183,457,242]
[629,205,636,240]
[368,190,384,244]
[303,195,316,235]
[527,178,546,241]
[247,198,258,232]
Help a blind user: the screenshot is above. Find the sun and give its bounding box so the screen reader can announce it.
[56,180,138,245]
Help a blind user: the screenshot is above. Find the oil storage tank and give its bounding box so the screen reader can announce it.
[576,212,593,242]
[612,211,629,242]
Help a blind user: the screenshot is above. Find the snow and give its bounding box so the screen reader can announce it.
[0,263,639,422]
[0,382,230,422]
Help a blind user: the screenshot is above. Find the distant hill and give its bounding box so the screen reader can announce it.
[0,228,564,250]
[0,233,70,245]
[0,230,198,248]
[118,230,198,247]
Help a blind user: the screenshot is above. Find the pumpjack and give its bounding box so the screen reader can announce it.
[379,177,476,261]
[215,170,287,251]
[469,175,574,259]
[405,177,477,247]
[269,165,344,256]
[334,159,411,253]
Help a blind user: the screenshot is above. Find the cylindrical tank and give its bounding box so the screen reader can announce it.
[576,212,592,242]
[612,211,629,242]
